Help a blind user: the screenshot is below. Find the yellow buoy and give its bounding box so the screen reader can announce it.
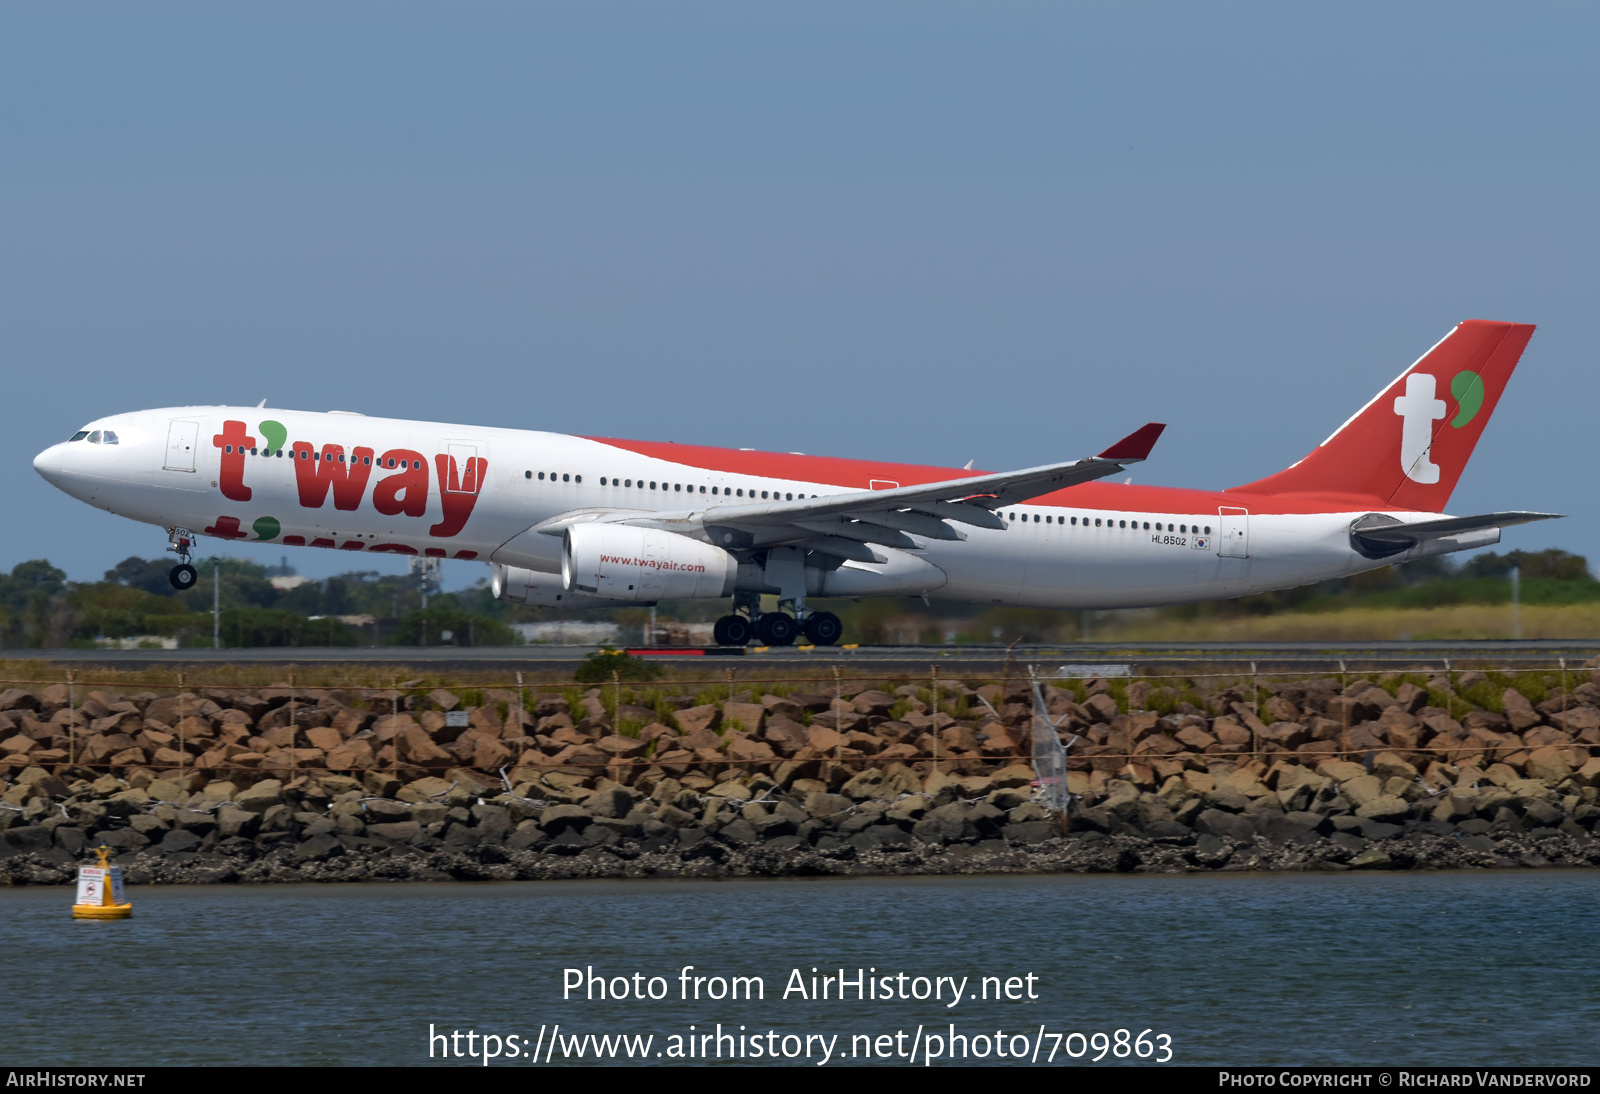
[72,846,132,919]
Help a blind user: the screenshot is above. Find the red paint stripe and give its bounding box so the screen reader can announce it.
[580,436,1415,515]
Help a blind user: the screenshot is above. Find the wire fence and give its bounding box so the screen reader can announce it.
[0,657,1594,785]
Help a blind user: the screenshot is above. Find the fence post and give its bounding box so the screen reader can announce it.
[177,672,186,779]
[288,671,297,784]
[66,669,76,767]
[1338,659,1349,761]
[515,671,525,770]
[611,668,622,784]
[832,666,843,767]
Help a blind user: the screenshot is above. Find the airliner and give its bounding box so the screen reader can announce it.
[32,320,1556,646]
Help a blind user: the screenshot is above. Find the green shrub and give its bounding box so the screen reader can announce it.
[573,647,664,683]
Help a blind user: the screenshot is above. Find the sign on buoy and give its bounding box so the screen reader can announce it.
[72,846,132,920]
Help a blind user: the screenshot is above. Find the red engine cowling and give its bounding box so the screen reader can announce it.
[563,523,738,601]
[490,563,621,608]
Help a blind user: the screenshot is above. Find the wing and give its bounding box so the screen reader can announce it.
[528,423,1165,563]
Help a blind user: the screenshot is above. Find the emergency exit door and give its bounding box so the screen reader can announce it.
[1218,507,1250,558]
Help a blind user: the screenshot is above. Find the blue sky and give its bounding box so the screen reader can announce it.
[2,2,1595,589]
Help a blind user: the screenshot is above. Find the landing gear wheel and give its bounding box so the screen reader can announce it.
[755,612,797,647]
[712,614,752,647]
[169,563,198,591]
[801,611,843,646]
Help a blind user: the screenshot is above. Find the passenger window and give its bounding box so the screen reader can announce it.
[575,475,582,483]
[526,471,532,479]
[1095,518,1102,527]
[563,474,570,482]
[1119,520,1126,528]
[700,486,707,493]
[1205,525,1211,534]
[736,489,743,497]
[761,491,769,499]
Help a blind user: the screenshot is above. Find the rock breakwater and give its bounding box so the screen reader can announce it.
[3,667,1600,883]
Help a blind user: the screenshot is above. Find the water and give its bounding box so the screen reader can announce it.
[3,871,1597,1066]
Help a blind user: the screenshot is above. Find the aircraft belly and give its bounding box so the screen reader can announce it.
[925,530,1024,604]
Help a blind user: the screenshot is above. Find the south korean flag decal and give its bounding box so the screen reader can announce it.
[1191,534,1210,550]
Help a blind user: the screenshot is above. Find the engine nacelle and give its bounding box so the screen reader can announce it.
[563,523,738,601]
[491,563,622,609]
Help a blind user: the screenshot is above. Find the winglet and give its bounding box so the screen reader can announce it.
[1097,422,1166,462]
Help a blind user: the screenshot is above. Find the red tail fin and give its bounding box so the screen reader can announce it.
[1231,320,1534,510]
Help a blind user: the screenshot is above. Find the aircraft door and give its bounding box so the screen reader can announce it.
[163,419,199,472]
[443,444,481,493]
[1218,507,1249,558]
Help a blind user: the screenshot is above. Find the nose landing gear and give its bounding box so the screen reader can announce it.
[166,528,198,590]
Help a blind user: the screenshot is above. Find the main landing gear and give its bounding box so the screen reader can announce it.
[713,594,842,648]
[166,527,198,591]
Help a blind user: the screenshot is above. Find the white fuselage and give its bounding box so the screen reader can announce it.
[34,406,1461,610]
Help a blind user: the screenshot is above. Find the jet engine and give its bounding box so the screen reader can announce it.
[490,563,621,609]
[563,523,739,601]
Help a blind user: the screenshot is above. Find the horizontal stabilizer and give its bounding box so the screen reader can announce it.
[1349,510,1562,560]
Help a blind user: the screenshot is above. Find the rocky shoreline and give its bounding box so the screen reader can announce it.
[3,667,1600,884]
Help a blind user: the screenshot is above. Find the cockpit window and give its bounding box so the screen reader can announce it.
[101,430,119,445]
[69,431,89,442]
[87,430,103,444]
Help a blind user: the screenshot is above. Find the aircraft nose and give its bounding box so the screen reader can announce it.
[33,443,63,484]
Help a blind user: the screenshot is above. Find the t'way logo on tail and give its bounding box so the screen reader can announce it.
[1231,320,1534,511]
[1393,372,1448,484]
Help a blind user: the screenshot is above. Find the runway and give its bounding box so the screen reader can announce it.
[4,639,1596,676]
